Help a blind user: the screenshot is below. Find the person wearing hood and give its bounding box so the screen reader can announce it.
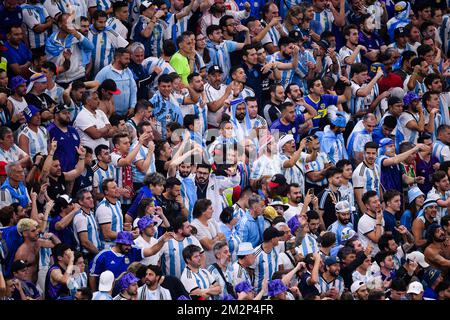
[387,1,411,42]
[320,112,348,165]
[229,98,252,143]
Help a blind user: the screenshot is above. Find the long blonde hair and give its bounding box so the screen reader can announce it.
[284,6,303,32]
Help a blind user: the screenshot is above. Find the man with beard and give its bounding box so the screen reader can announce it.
[424,223,450,271]
[298,210,321,257]
[160,216,203,278]
[339,24,366,78]
[412,197,439,248]
[195,162,240,222]
[220,16,245,67]
[39,140,86,200]
[318,167,343,230]
[107,1,129,40]
[284,184,304,222]
[89,230,173,289]
[207,241,235,299]
[168,161,196,222]
[125,100,153,144]
[424,74,450,126]
[137,264,172,300]
[159,177,188,226]
[229,66,255,99]
[357,191,384,256]
[45,13,94,87]
[428,171,450,224]
[318,256,344,299]
[96,48,136,117]
[270,101,317,144]
[358,14,386,64]
[320,112,348,165]
[396,92,425,149]
[327,201,354,246]
[182,73,207,136]
[134,216,163,266]
[88,10,129,75]
[263,84,285,127]
[405,57,429,95]
[229,99,251,142]
[25,73,55,122]
[48,104,80,172]
[200,0,250,37]
[113,272,139,300]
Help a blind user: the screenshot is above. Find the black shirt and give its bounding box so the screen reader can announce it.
[161,275,190,300]
[317,188,341,229]
[159,194,182,226]
[196,182,208,200]
[155,159,168,178]
[263,102,281,127]
[242,62,272,111]
[48,175,67,200]
[25,92,55,112]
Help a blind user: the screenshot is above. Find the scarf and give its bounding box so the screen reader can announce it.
[0,178,29,208]
[45,32,93,66]
[230,99,252,142]
[114,148,134,197]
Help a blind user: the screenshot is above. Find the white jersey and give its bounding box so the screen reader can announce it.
[8,96,28,117]
[339,46,361,78]
[134,236,161,266]
[352,161,381,197]
[130,141,156,184]
[250,154,282,180]
[231,261,252,286]
[17,126,48,160]
[357,213,384,256]
[72,209,102,254]
[92,163,116,193]
[191,218,221,266]
[107,17,128,40]
[204,83,227,127]
[160,236,202,278]
[0,144,27,163]
[21,4,50,49]
[427,187,450,224]
[180,266,216,299]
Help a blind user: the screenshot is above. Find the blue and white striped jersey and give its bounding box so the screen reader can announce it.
[252,244,279,293]
[304,152,329,187]
[87,0,111,12]
[403,75,427,97]
[327,221,354,246]
[318,275,345,296]
[21,4,50,49]
[72,209,102,254]
[206,40,238,82]
[93,163,116,194]
[107,17,128,40]
[352,161,381,197]
[180,266,216,299]
[17,126,48,160]
[432,139,450,162]
[131,141,156,184]
[207,264,234,299]
[313,9,334,33]
[160,236,202,278]
[250,155,282,180]
[339,46,361,78]
[95,198,123,249]
[301,233,319,257]
[231,261,252,287]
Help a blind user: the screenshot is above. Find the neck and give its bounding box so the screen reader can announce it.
[322,272,335,281]
[329,184,338,192]
[364,160,374,169]
[310,93,320,100]
[105,196,116,204]
[162,191,173,200]
[321,247,331,255]
[121,291,133,300]
[380,267,390,276]
[58,30,68,38]
[346,42,356,50]
[28,123,38,131]
[81,206,90,214]
[250,210,258,219]
[288,201,298,207]
[98,161,108,169]
[366,210,376,218]
[141,233,151,242]
[11,93,23,100]
[341,177,349,185]
[188,264,199,273]
[223,33,233,40]
[174,233,185,241]
[262,242,273,253]
[280,117,290,125]
[85,105,96,113]
[385,207,396,214]
[149,282,158,291]
[198,215,209,224]
[112,62,122,70]
[8,179,19,188]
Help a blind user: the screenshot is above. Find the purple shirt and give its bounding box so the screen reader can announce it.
[269,113,305,142]
[415,154,439,195]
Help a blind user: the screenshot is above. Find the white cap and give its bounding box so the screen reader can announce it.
[406,251,429,268]
[237,242,255,256]
[407,281,424,295]
[341,227,357,242]
[335,200,350,213]
[351,281,366,294]
[99,271,115,292]
[277,134,294,153]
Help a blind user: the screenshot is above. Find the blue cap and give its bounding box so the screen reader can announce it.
[137,215,155,231]
[268,279,289,297]
[403,91,420,106]
[10,75,27,91]
[235,281,254,294]
[407,186,424,204]
[379,138,394,148]
[423,268,442,287]
[325,256,340,266]
[331,112,347,128]
[23,105,40,122]
[115,231,135,246]
[117,272,139,291]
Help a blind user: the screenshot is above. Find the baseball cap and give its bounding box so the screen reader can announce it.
[268,174,287,189]
[405,251,429,268]
[407,281,424,295]
[235,281,254,294]
[317,39,330,49]
[324,256,340,266]
[237,242,255,256]
[26,73,47,93]
[288,30,302,42]
[341,227,357,242]
[54,103,74,114]
[140,0,155,11]
[407,187,424,205]
[387,96,402,106]
[0,161,6,176]
[56,194,73,207]
[117,272,139,291]
[208,65,223,74]
[350,280,366,294]
[379,138,394,148]
[277,134,295,152]
[403,91,420,106]
[11,260,32,273]
[137,215,155,231]
[115,231,135,246]
[423,268,442,287]
[10,75,27,91]
[98,270,115,292]
[394,27,407,38]
[335,200,350,213]
[268,200,289,210]
[101,79,121,95]
[263,226,285,242]
[331,112,347,128]
[23,105,40,122]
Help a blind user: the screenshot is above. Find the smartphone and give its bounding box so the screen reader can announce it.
[308,188,314,196]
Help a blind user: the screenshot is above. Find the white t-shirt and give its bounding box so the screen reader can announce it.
[73,107,110,152]
[283,203,303,222]
[204,83,227,127]
[191,218,221,266]
[134,235,161,266]
[357,213,384,256]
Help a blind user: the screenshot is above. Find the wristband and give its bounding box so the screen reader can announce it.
[79,157,85,160]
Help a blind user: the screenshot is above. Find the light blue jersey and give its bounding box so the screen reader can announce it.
[18,126,48,160]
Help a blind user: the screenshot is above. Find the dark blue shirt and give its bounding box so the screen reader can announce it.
[383,209,398,239]
[270,113,305,142]
[89,247,144,278]
[242,63,271,109]
[47,123,80,172]
[3,41,32,78]
[304,94,338,129]
[0,5,22,40]
[49,215,77,249]
[0,226,24,277]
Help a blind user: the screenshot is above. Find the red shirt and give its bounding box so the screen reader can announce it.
[378,72,403,93]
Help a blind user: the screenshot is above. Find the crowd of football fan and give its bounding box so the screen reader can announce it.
[0,0,449,301]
